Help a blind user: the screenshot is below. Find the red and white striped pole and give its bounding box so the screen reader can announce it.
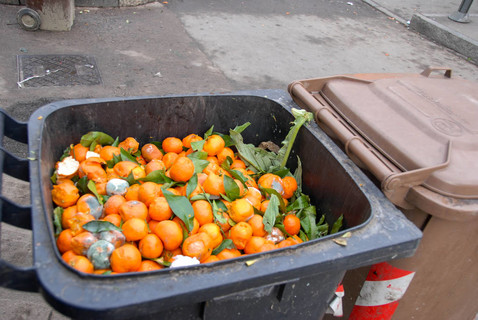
[349,262,415,320]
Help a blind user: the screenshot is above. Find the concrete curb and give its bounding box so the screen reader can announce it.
[409,13,478,64]
[361,0,409,26]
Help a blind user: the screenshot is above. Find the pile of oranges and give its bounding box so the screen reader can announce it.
[52,131,307,274]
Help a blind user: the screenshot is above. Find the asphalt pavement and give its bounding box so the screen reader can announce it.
[0,0,477,319]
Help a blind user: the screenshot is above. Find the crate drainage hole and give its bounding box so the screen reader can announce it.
[17,54,102,88]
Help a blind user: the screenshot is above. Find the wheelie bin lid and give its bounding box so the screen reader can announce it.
[288,67,478,222]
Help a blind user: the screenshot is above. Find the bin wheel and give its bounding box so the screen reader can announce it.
[17,8,41,31]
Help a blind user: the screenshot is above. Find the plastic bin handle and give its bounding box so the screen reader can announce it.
[420,66,452,78]
[0,109,38,292]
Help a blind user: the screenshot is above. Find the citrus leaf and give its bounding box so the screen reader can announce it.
[223,175,241,201]
[263,194,280,233]
[188,157,210,174]
[80,131,114,148]
[76,176,89,194]
[186,174,198,198]
[204,126,214,139]
[120,148,139,164]
[212,239,235,255]
[191,140,206,152]
[111,137,120,147]
[162,188,195,232]
[53,207,63,237]
[87,179,104,204]
[138,170,172,184]
[330,214,343,234]
[83,220,122,233]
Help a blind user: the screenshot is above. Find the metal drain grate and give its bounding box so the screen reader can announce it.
[17,55,102,88]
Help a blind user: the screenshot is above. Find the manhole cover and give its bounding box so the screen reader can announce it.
[17,55,102,88]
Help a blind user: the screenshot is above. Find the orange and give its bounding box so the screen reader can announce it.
[61,205,78,229]
[173,216,199,236]
[202,160,220,176]
[68,213,95,236]
[148,196,173,221]
[138,260,164,272]
[162,137,183,154]
[217,147,235,164]
[283,214,301,236]
[110,244,142,273]
[244,187,262,211]
[161,248,183,263]
[230,159,246,170]
[124,184,140,201]
[182,232,213,262]
[162,152,179,169]
[258,242,277,252]
[202,173,225,196]
[113,161,140,178]
[145,159,166,175]
[192,200,213,226]
[56,229,74,254]
[244,236,267,254]
[141,143,163,162]
[260,200,270,213]
[119,200,148,221]
[138,233,164,259]
[79,158,107,183]
[247,214,267,237]
[76,194,102,218]
[203,135,225,156]
[103,194,127,216]
[202,255,219,263]
[198,223,223,249]
[229,222,253,250]
[216,248,242,260]
[70,143,89,162]
[282,176,298,199]
[216,211,232,233]
[277,238,297,248]
[257,173,284,196]
[228,198,254,223]
[68,255,94,274]
[182,133,203,149]
[169,156,195,182]
[71,231,98,256]
[99,146,121,162]
[51,182,80,208]
[153,220,183,251]
[138,181,161,207]
[62,250,77,264]
[102,213,122,227]
[122,218,149,241]
[118,137,139,153]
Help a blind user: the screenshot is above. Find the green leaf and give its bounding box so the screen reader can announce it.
[212,239,235,255]
[106,153,122,169]
[87,180,104,204]
[293,157,303,195]
[162,188,195,232]
[186,174,198,198]
[124,171,138,186]
[80,131,114,148]
[60,146,71,161]
[204,126,214,139]
[330,215,343,234]
[188,157,210,175]
[260,186,287,213]
[111,137,120,147]
[230,129,281,173]
[83,220,122,233]
[277,108,313,169]
[212,200,228,225]
[187,150,208,160]
[191,140,206,152]
[223,175,241,201]
[263,194,280,233]
[300,206,318,240]
[120,148,139,164]
[232,122,251,134]
[90,140,98,152]
[138,170,172,184]
[287,194,310,211]
[53,207,63,237]
[76,176,89,195]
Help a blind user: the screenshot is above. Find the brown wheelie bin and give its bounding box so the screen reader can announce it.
[289,66,478,320]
